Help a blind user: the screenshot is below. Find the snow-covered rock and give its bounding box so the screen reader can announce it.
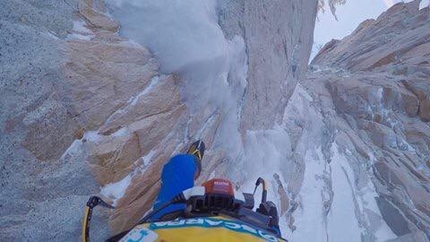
[305,1,430,240]
[1,0,429,241]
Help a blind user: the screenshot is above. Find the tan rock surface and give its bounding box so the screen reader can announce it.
[307,1,430,237]
[98,75,181,135]
[4,0,430,240]
[19,0,159,162]
[63,39,158,131]
[78,0,120,32]
[1,0,195,238]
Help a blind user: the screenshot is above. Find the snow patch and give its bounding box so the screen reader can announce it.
[111,127,131,138]
[67,33,92,41]
[100,174,133,206]
[360,182,397,241]
[244,126,291,175]
[327,145,362,242]
[288,148,327,241]
[67,21,95,40]
[208,170,216,180]
[83,131,104,143]
[330,144,396,241]
[420,0,430,10]
[129,76,160,106]
[140,150,156,173]
[60,139,83,161]
[73,20,93,34]
[100,149,158,206]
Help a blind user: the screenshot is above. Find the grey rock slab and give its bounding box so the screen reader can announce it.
[376,197,412,236]
[218,0,318,131]
[0,0,77,38]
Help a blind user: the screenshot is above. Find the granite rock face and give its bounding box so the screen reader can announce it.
[0,0,112,241]
[218,0,318,132]
[0,0,160,240]
[301,1,430,240]
[312,1,430,74]
[1,0,318,240]
[2,0,430,241]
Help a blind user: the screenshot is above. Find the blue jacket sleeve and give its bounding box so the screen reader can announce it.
[150,154,197,219]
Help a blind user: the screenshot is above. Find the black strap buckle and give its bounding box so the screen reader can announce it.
[87,196,115,209]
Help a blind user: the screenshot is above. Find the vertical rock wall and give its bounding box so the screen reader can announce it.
[0,0,109,240]
[218,0,318,132]
[0,0,165,240]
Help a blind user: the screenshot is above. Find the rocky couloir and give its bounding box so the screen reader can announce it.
[1,0,429,241]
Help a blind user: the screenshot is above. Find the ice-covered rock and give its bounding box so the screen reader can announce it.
[218,0,318,131]
[306,1,430,240]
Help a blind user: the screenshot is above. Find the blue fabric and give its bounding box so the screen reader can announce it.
[150,154,197,220]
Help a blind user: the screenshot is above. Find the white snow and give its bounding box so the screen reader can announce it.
[328,145,395,241]
[244,126,292,177]
[100,173,133,206]
[99,149,158,206]
[140,150,156,173]
[67,33,92,41]
[360,183,397,241]
[239,125,295,237]
[66,21,95,41]
[111,127,131,138]
[288,148,328,241]
[129,76,160,106]
[327,145,362,242]
[60,139,83,161]
[287,143,396,242]
[83,131,103,142]
[420,0,430,10]
[73,20,93,34]
[107,0,228,73]
[107,0,247,162]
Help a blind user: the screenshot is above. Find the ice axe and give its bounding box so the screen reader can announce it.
[82,196,115,242]
[252,177,280,234]
[252,177,267,204]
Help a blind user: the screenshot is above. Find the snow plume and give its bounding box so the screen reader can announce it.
[106,0,247,160]
[107,0,227,73]
[105,1,360,238]
[105,0,293,235]
[98,1,401,240]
